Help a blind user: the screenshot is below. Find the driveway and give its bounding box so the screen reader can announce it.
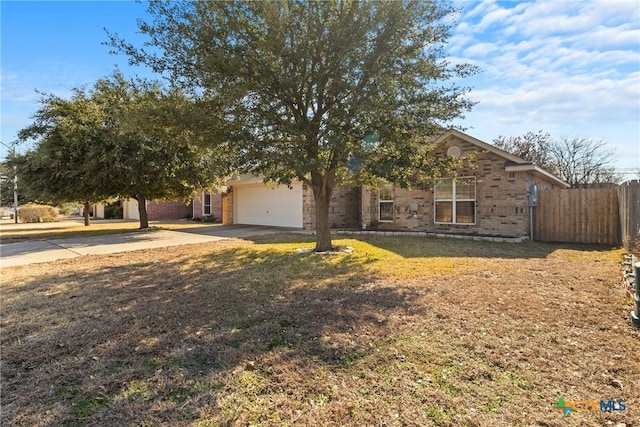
[0,224,301,268]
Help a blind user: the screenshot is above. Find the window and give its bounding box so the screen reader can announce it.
[204,191,212,215]
[378,186,394,222]
[434,177,476,224]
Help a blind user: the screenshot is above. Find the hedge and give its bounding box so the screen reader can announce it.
[19,204,59,223]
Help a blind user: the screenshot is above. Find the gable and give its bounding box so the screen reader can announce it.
[434,129,529,164]
[434,129,569,188]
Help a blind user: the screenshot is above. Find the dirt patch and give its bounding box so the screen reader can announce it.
[1,236,638,426]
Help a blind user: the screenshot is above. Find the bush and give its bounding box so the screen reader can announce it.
[104,205,123,219]
[19,204,58,223]
[192,215,218,223]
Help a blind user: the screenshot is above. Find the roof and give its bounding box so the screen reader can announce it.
[434,129,569,188]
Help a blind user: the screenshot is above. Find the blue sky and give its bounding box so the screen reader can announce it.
[2,0,639,176]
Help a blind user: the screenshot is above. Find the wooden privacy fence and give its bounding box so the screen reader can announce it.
[534,188,619,245]
[618,180,640,251]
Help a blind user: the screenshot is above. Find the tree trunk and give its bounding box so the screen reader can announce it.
[311,172,335,252]
[137,196,149,229]
[83,201,91,226]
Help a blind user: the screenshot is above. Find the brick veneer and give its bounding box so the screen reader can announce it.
[303,184,361,230]
[362,135,560,238]
[146,200,193,220]
[221,132,562,237]
[192,190,223,220]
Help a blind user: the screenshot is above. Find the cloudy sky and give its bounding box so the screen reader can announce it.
[448,0,639,175]
[1,0,639,176]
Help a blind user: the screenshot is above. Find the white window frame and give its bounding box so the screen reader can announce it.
[378,186,394,222]
[434,177,476,225]
[203,191,212,216]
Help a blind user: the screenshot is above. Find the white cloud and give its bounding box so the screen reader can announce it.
[0,64,89,106]
[448,0,640,169]
[462,42,499,57]
[575,24,640,48]
[0,70,42,105]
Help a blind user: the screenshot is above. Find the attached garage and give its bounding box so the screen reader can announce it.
[233,182,303,228]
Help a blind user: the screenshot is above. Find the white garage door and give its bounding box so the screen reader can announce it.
[234,182,303,228]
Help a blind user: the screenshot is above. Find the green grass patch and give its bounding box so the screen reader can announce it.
[71,394,112,421]
[423,404,452,423]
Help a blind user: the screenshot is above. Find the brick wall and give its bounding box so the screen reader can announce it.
[192,190,223,220]
[303,184,361,230]
[364,135,538,238]
[222,191,232,224]
[192,191,203,218]
[146,200,193,220]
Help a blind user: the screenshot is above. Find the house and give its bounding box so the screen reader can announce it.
[91,191,223,221]
[224,130,569,238]
[361,130,569,237]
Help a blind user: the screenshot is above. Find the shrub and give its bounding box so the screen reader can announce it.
[104,205,123,219]
[192,215,217,223]
[19,204,58,223]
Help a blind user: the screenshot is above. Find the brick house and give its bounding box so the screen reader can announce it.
[361,129,569,237]
[224,130,568,238]
[92,191,223,222]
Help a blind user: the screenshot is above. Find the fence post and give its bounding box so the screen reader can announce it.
[633,263,640,328]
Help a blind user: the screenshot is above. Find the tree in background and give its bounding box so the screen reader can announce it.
[17,90,115,226]
[0,157,31,209]
[493,132,619,188]
[493,131,556,174]
[92,73,227,228]
[110,0,477,251]
[18,72,226,228]
[550,136,619,188]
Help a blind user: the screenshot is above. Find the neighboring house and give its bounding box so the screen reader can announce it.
[91,192,223,221]
[192,189,223,220]
[224,130,569,238]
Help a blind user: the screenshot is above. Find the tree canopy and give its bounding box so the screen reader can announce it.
[110,0,478,250]
[18,72,225,227]
[551,136,619,188]
[493,131,557,174]
[17,89,116,225]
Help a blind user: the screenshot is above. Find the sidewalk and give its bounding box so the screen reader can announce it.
[0,225,299,268]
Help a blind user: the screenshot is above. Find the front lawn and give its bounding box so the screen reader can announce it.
[0,220,220,243]
[1,235,637,426]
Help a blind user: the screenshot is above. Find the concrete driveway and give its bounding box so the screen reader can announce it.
[0,224,301,268]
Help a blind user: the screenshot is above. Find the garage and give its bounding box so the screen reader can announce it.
[233,182,303,228]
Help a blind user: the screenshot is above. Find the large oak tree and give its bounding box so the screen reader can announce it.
[17,90,116,225]
[92,73,227,228]
[18,73,225,228]
[111,0,477,250]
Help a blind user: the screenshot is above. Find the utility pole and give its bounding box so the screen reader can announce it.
[0,141,18,223]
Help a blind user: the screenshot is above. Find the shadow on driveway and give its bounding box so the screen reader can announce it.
[173,224,305,239]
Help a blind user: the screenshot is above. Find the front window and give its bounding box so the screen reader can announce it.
[378,186,394,222]
[204,192,212,215]
[434,177,476,224]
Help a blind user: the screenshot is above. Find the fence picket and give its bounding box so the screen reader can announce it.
[534,187,622,246]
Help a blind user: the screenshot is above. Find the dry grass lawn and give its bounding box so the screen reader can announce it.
[1,235,638,426]
[0,220,219,244]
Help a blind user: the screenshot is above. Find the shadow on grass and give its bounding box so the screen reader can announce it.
[253,232,618,260]
[1,244,425,426]
[0,227,155,245]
